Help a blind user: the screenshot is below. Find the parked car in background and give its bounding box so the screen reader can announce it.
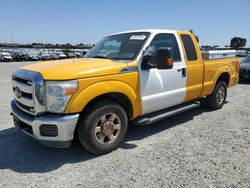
[240,55,250,80]
[50,51,67,59]
[26,52,39,61]
[11,52,27,62]
[65,52,77,59]
[72,49,88,58]
[73,51,81,58]
[58,52,67,59]
[0,52,13,62]
[38,51,51,60]
[236,50,248,57]
[0,48,90,62]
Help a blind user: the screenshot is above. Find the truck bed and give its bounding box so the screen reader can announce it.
[201,57,240,96]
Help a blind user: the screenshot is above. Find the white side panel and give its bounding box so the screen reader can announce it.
[138,31,187,115]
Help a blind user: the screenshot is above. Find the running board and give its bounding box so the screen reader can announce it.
[133,101,200,126]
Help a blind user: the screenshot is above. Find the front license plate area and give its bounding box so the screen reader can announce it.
[13,115,21,129]
[12,115,33,135]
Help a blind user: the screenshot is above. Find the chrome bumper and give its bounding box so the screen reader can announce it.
[11,100,79,148]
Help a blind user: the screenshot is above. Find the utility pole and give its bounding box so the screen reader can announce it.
[10,32,14,44]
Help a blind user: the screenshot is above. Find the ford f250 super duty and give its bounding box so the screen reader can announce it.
[11,29,240,155]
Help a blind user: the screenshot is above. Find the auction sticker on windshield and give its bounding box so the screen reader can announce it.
[130,35,147,40]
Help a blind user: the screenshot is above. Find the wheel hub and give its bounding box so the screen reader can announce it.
[94,112,121,145]
[216,86,225,104]
[101,120,114,136]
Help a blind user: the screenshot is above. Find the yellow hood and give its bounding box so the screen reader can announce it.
[21,58,128,80]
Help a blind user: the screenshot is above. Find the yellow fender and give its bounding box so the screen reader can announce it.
[65,80,142,119]
[202,65,231,96]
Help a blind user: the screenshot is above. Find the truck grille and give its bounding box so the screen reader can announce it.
[12,70,45,116]
[12,75,35,115]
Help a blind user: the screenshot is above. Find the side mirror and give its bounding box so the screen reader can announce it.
[156,47,173,69]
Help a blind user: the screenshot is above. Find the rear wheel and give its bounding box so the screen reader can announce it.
[206,81,227,109]
[77,100,128,155]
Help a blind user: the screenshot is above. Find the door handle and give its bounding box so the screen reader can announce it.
[182,68,186,77]
[177,69,182,72]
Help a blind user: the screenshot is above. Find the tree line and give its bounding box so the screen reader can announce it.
[189,30,248,50]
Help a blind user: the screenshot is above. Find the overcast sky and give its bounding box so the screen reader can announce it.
[0,0,249,47]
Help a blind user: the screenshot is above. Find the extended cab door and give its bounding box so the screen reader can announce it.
[178,32,204,102]
[139,31,187,115]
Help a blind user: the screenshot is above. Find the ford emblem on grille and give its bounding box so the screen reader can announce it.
[15,87,22,98]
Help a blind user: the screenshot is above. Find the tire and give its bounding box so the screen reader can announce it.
[77,100,128,155]
[206,81,227,109]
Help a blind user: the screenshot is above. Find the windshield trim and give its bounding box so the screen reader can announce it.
[133,32,151,61]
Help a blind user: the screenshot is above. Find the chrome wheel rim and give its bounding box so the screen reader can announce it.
[216,86,225,105]
[94,112,121,145]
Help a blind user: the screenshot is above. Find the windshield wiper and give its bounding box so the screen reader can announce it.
[91,55,114,60]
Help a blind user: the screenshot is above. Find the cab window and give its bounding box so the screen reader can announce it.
[147,33,181,66]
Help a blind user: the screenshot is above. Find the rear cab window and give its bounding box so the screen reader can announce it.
[180,34,197,61]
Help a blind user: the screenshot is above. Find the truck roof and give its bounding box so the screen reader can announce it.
[111,29,181,36]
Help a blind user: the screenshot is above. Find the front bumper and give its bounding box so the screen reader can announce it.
[11,100,79,148]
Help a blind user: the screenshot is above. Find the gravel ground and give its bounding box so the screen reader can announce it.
[0,62,249,188]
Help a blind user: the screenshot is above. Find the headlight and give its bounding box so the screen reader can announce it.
[45,80,78,113]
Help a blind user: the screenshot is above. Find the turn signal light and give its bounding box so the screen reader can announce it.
[65,87,78,96]
[166,58,173,66]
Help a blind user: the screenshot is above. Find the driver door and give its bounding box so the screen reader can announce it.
[139,32,187,115]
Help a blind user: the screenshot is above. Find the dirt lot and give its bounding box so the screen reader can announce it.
[0,62,249,188]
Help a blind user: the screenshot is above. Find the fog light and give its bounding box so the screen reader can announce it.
[40,124,58,137]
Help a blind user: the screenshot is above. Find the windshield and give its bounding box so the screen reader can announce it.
[85,32,150,60]
[242,55,250,63]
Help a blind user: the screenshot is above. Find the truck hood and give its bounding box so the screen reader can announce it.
[21,58,128,80]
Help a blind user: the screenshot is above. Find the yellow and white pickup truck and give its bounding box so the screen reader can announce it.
[11,29,240,154]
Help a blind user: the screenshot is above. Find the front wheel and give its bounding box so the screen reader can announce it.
[206,81,227,109]
[77,100,128,155]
